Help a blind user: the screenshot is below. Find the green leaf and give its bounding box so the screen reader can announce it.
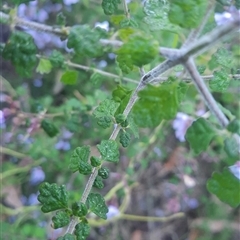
[61,70,78,85]
[116,34,159,73]
[69,146,92,175]
[185,118,216,155]
[72,202,88,217]
[90,156,102,167]
[67,25,104,57]
[207,168,240,208]
[110,15,126,25]
[74,220,91,240]
[143,0,181,32]
[36,59,52,74]
[56,12,66,26]
[112,85,133,115]
[224,137,239,159]
[52,210,70,229]
[168,0,208,29]
[97,140,119,163]
[208,48,233,70]
[119,129,131,148]
[49,50,65,68]
[102,0,121,15]
[90,72,103,86]
[209,70,230,92]
[93,99,120,129]
[132,82,179,127]
[93,176,104,189]
[227,119,240,135]
[57,234,75,240]
[128,116,139,138]
[120,18,139,28]
[41,119,59,138]
[115,114,126,124]
[38,182,69,213]
[2,31,37,76]
[177,82,189,102]
[98,166,110,179]
[86,193,108,219]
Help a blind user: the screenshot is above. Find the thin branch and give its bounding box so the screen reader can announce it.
[122,0,130,19]
[184,58,229,127]
[182,0,216,48]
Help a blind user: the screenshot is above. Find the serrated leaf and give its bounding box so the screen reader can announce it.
[128,115,139,138]
[116,34,159,73]
[90,156,102,167]
[57,233,75,240]
[67,25,104,57]
[209,70,230,92]
[41,119,59,138]
[177,81,189,102]
[110,15,126,25]
[102,0,121,15]
[36,59,52,74]
[185,118,216,154]
[61,70,78,85]
[52,210,70,229]
[74,220,91,240]
[120,18,138,28]
[72,202,88,217]
[90,72,103,86]
[132,82,179,128]
[168,0,208,29]
[97,140,119,162]
[208,48,233,70]
[2,31,37,76]
[119,129,131,148]
[118,28,137,42]
[49,50,65,68]
[112,85,133,115]
[69,146,92,175]
[86,193,108,219]
[224,137,239,159]
[207,168,240,208]
[56,12,66,26]
[143,0,181,32]
[38,182,69,213]
[227,119,240,135]
[93,176,104,189]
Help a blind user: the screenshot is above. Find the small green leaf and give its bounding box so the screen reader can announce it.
[90,72,103,86]
[90,156,102,167]
[110,15,125,25]
[116,34,159,73]
[72,202,88,217]
[115,114,126,124]
[93,176,104,189]
[185,118,216,155]
[128,116,139,138]
[112,85,133,115]
[56,12,66,26]
[67,25,104,57]
[38,182,69,213]
[69,146,92,175]
[93,99,120,129]
[57,233,75,240]
[36,58,52,74]
[97,140,119,162]
[208,48,233,70]
[61,70,78,85]
[2,31,37,76]
[86,193,108,219]
[120,18,139,28]
[41,119,59,138]
[49,50,65,68]
[102,0,121,15]
[227,119,240,135]
[207,168,240,208]
[119,129,131,148]
[74,220,91,240]
[224,137,239,159]
[132,82,179,127]
[209,70,230,92]
[98,166,110,179]
[52,210,70,229]
[168,0,208,29]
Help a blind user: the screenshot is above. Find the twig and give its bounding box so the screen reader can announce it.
[184,58,229,127]
[122,0,130,19]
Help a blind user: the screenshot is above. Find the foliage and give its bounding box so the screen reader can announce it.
[1,0,240,239]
